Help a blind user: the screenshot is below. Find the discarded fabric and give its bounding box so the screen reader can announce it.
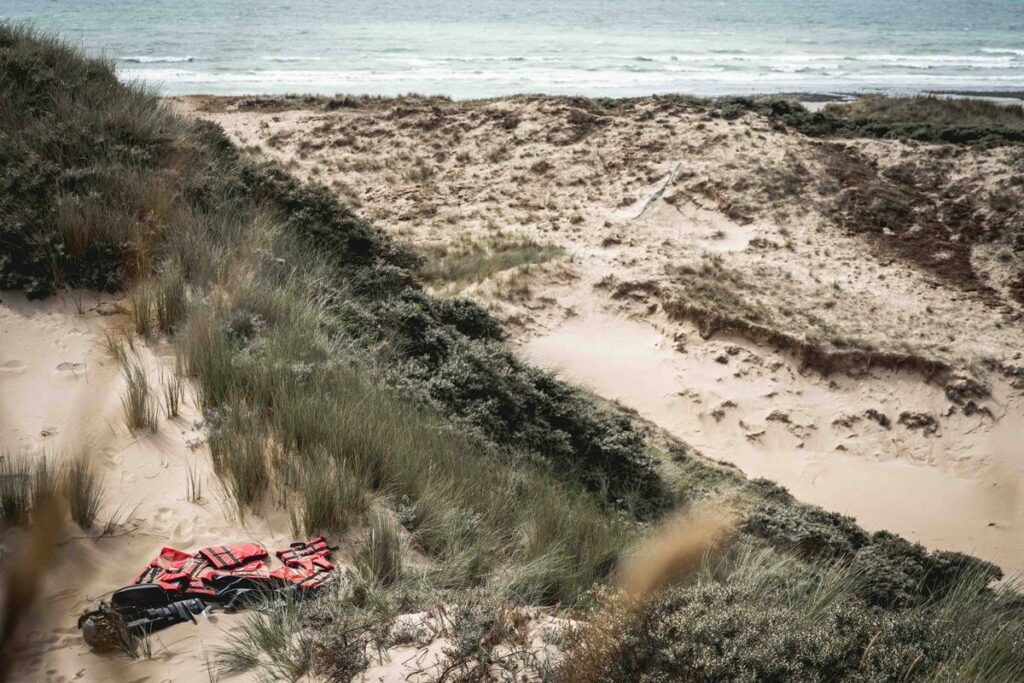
[78,537,335,650]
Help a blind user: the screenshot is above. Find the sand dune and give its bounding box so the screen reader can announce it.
[180,94,1024,574]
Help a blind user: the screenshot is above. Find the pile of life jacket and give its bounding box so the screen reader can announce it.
[78,537,335,650]
[133,537,335,603]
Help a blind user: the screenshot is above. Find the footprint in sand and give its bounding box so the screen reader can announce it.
[53,361,86,378]
[172,518,194,538]
[153,507,174,527]
[0,359,27,374]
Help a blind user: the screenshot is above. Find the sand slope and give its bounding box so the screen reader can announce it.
[1,291,563,681]
[0,291,296,682]
[525,309,1024,572]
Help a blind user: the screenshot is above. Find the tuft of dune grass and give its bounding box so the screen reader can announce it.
[62,455,103,530]
[418,233,562,290]
[119,359,159,433]
[355,509,403,586]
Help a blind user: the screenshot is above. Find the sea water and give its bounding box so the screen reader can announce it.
[3,0,1024,98]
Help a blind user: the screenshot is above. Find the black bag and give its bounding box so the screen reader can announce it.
[78,589,206,651]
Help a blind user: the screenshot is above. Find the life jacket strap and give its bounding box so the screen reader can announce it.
[200,545,242,569]
[296,571,333,592]
[134,564,161,585]
[276,537,332,567]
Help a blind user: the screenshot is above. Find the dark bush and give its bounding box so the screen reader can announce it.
[604,582,932,682]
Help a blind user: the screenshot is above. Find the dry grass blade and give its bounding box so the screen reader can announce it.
[356,509,403,586]
[185,459,204,503]
[155,260,187,333]
[162,371,184,418]
[128,281,154,337]
[0,453,56,528]
[617,507,735,602]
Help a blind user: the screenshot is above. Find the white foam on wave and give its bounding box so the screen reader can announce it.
[120,55,195,64]
[981,48,1024,57]
[119,64,1024,90]
[261,56,326,63]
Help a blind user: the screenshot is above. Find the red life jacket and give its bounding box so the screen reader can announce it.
[198,542,268,570]
[133,547,216,595]
[277,537,334,573]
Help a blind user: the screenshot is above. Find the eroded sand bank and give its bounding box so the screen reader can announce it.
[524,310,1024,573]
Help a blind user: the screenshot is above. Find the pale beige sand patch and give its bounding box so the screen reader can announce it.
[524,310,1024,573]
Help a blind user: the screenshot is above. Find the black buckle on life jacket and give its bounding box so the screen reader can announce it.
[183,557,209,578]
[135,565,161,585]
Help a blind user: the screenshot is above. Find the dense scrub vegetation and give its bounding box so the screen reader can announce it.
[687,93,1024,145]
[559,543,1023,682]
[2,24,1022,680]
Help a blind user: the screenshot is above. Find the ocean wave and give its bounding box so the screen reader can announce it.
[120,55,195,64]
[261,56,326,63]
[419,54,562,63]
[118,65,1024,87]
[981,48,1024,57]
[599,52,1020,69]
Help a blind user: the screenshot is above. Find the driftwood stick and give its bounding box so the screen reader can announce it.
[634,161,681,220]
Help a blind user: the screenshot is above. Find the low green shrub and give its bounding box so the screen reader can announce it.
[702,95,1024,146]
[558,544,1024,682]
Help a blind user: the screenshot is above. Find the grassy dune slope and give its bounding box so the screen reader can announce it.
[2,25,1023,681]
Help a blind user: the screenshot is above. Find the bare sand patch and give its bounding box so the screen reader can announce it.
[524,310,1024,573]
[0,291,297,682]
